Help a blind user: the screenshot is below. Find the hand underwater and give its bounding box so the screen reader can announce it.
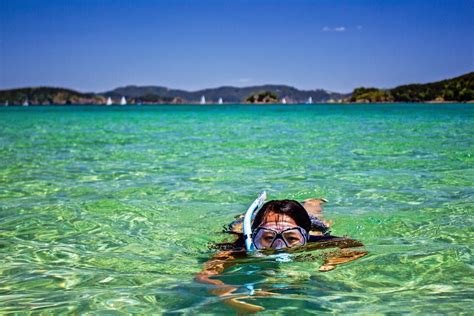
[319,249,368,272]
[223,290,277,313]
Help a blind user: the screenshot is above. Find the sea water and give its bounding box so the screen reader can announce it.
[0,104,472,314]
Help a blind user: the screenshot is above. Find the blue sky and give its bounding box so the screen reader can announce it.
[0,0,473,93]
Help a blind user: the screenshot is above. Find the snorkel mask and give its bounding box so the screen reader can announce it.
[252,226,308,250]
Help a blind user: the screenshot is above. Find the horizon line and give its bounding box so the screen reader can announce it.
[1,70,472,94]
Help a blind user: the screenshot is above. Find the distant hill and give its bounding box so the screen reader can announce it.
[101,85,348,103]
[1,72,473,105]
[0,87,105,105]
[1,84,346,105]
[351,72,474,103]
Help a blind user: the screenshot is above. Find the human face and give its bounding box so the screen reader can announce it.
[252,212,308,250]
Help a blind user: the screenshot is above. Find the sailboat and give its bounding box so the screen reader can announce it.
[200,96,206,104]
[106,97,113,105]
[281,98,287,104]
[120,96,127,105]
[4,100,9,106]
[307,96,313,104]
[218,98,223,104]
[23,99,29,106]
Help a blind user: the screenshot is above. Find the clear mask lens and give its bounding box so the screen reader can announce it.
[253,227,307,250]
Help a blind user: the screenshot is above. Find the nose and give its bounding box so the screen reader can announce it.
[271,238,286,250]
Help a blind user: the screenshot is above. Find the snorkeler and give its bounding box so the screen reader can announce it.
[196,193,367,313]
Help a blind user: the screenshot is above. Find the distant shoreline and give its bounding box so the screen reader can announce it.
[1,71,472,105]
[2,101,473,107]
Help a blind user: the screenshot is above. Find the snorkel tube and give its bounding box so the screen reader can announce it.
[243,191,267,252]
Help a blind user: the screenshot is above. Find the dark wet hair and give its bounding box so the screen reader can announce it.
[251,200,311,233]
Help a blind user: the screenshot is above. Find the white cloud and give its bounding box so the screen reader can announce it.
[322,26,346,32]
[238,78,252,83]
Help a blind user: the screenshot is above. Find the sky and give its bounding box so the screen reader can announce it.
[0,0,473,93]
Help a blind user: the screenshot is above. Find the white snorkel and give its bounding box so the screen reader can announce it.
[243,191,267,252]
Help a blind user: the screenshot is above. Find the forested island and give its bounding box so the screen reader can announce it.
[245,91,279,103]
[0,87,105,105]
[0,72,472,105]
[350,72,473,103]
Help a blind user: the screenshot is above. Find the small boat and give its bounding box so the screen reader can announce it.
[281,98,287,104]
[218,98,223,104]
[307,96,313,104]
[200,96,206,104]
[120,96,127,105]
[106,97,113,105]
[23,99,29,106]
[4,100,9,106]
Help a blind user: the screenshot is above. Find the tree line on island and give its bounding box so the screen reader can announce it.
[350,72,473,103]
[0,71,472,105]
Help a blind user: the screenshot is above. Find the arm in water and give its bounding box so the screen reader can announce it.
[302,198,368,270]
[299,237,368,271]
[319,248,368,271]
[195,242,367,313]
[195,250,272,313]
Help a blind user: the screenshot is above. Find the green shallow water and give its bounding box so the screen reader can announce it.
[0,104,473,314]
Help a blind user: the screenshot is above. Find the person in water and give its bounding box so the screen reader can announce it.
[196,198,367,313]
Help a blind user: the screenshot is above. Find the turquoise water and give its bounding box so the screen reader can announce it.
[0,104,473,314]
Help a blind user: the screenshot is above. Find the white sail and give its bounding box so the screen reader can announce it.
[4,100,9,106]
[200,96,206,104]
[106,97,112,105]
[281,98,287,104]
[23,99,29,106]
[307,96,313,104]
[120,96,127,105]
[218,98,223,104]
